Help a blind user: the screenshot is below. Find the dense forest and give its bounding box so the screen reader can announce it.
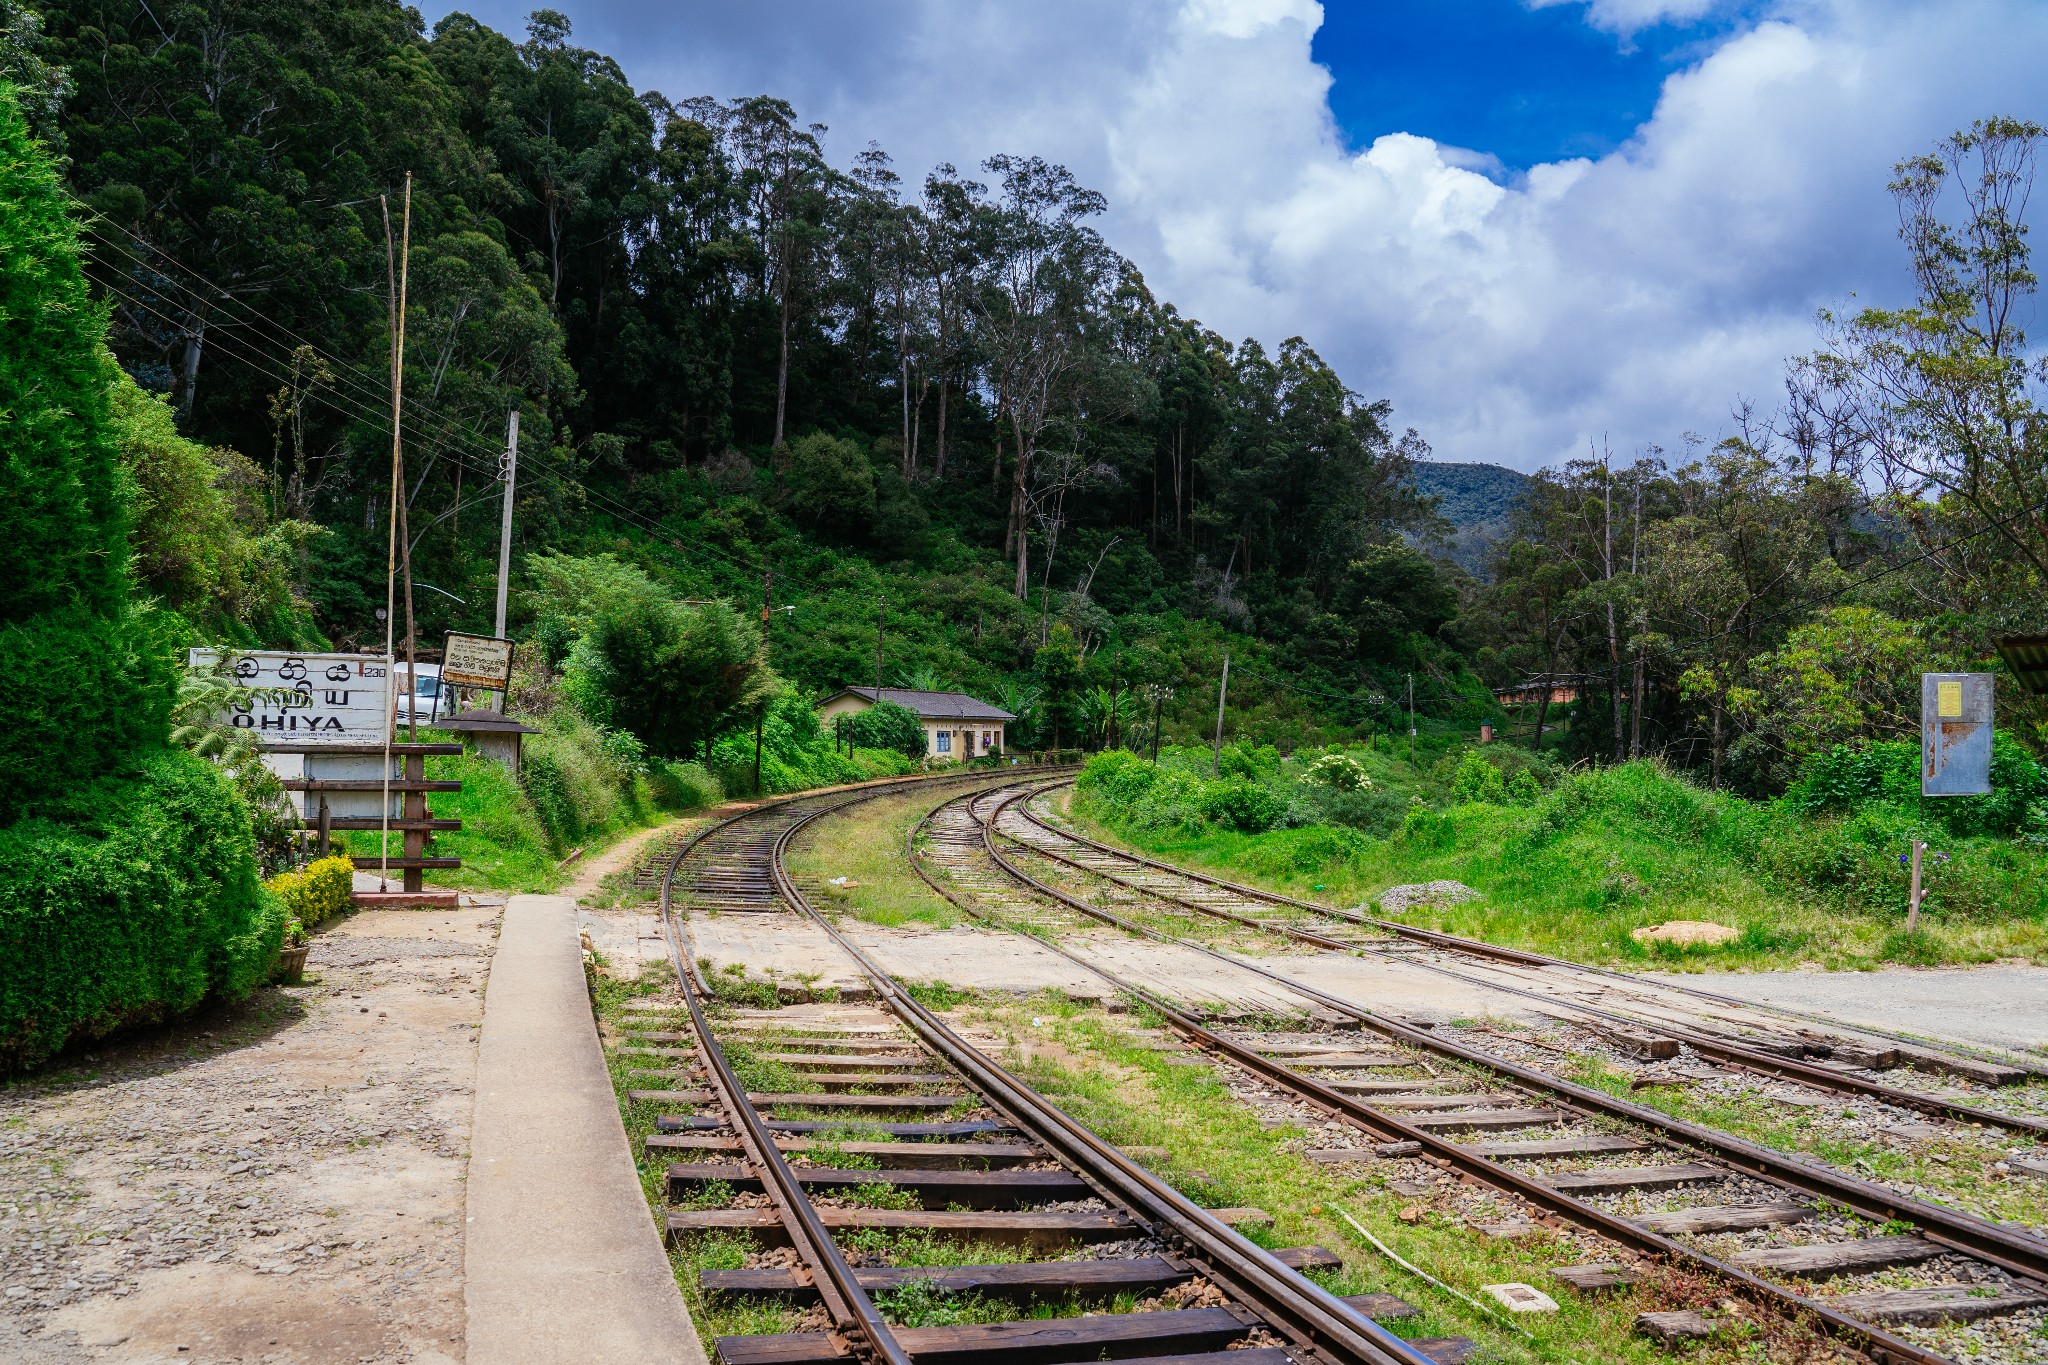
[15,0,2037,785]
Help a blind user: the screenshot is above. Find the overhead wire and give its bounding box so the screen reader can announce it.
[89,226,792,592]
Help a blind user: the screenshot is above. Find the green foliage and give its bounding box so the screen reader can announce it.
[545,552,771,759]
[264,855,353,930]
[785,432,876,534]
[1200,776,1287,832]
[111,373,325,646]
[0,748,282,1069]
[842,700,926,760]
[1784,735,2048,839]
[0,84,174,824]
[1448,749,1507,805]
[714,694,915,795]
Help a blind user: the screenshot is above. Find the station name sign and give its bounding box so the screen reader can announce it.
[189,649,394,747]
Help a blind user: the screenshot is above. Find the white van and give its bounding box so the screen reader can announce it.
[391,663,446,723]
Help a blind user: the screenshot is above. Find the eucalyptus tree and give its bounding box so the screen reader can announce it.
[972,154,1115,595]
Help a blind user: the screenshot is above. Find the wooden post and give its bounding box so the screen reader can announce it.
[317,797,332,859]
[403,749,427,894]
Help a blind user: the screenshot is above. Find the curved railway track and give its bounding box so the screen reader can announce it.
[904,777,2048,1365]
[634,772,1465,1365]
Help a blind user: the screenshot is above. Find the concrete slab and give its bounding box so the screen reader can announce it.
[1640,966,2048,1054]
[465,894,707,1365]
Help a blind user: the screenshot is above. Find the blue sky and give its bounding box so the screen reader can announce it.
[1311,1,1750,168]
[419,0,2048,470]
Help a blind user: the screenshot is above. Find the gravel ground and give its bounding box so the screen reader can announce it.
[0,907,500,1364]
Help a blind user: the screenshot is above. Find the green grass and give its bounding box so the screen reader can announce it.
[783,787,967,928]
[975,996,1756,1365]
[1063,764,2048,971]
[339,751,685,894]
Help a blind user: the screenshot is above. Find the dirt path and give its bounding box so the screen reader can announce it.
[0,906,500,1364]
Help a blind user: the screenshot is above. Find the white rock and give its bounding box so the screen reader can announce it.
[1481,1282,1559,1313]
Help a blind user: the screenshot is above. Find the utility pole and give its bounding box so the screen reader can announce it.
[492,407,519,714]
[494,409,519,641]
[1407,673,1416,772]
[875,595,887,694]
[1210,653,1230,776]
[754,567,772,795]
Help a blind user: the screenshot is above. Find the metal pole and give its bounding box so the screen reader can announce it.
[1907,840,1924,932]
[1210,653,1230,776]
[1408,673,1416,773]
[494,408,519,644]
[1152,691,1163,762]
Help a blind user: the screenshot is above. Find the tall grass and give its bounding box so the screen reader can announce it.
[1071,752,2048,970]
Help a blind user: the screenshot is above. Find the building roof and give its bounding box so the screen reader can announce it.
[830,687,1015,722]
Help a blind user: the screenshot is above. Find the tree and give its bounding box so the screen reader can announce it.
[785,431,877,535]
[1727,606,1934,789]
[0,84,174,821]
[1034,622,1085,749]
[0,1,68,146]
[974,155,1113,596]
[567,589,772,760]
[1801,118,2048,588]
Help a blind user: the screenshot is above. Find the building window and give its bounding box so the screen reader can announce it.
[936,732,951,754]
[983,730,995,749]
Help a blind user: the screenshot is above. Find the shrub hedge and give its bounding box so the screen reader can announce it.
[265,855,353,930]
[0,749,282,1069]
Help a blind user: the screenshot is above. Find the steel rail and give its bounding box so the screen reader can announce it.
[650,769,1041,1365]
[955,784,2048,1365]
[983,787,2048,1282]
[1006,786,2048,1134]
[1012,779,2048,1078]
[761,782,1440,1365]
[659,790,920,1365]
[905,793,1956,1365]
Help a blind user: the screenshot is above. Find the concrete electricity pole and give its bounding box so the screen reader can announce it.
[1210,653,1230,776]
[494,408,519,642]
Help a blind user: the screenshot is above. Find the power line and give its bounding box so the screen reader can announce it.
[88,230,792,592]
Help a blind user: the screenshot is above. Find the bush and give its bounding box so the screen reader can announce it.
[1200,776,1287,833]
[265,855,353,930]
[648,761,724,810]
[0,749,282,1069]
[842,700,926,760]
[1301,752,1374,791]
[1448,749,1506,805]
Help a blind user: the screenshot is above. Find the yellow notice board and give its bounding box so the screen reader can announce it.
[1937,680,1963,718]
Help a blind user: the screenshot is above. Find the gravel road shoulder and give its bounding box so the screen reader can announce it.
[0,905,502,1364]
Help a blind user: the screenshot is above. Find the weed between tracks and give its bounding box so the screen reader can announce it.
[1564,1054,2048,1232]
[784,787,971,929]
[968,994,1828,1365]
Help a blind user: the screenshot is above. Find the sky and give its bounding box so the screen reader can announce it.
[419,0,2048,472]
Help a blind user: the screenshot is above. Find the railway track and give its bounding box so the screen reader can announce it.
[634,772,1463,1365]
[905,778,2048,1365]
[1000,784,2048,1109]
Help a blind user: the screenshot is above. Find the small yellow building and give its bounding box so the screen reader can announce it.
[817,687,1013,762]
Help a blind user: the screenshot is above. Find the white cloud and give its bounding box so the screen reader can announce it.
[429,0,2048,471]
[1527,0,1734,37]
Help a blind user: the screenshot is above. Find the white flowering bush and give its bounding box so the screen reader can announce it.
[1301,753,1374,792]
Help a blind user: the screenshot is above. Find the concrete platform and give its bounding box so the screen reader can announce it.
[465,894,708,1365]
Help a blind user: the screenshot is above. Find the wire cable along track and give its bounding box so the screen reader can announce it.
[903,779,2048,1365]
[643,771,1456,1365]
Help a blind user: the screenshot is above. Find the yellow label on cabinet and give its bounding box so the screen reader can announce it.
[1937,680,1963,718]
